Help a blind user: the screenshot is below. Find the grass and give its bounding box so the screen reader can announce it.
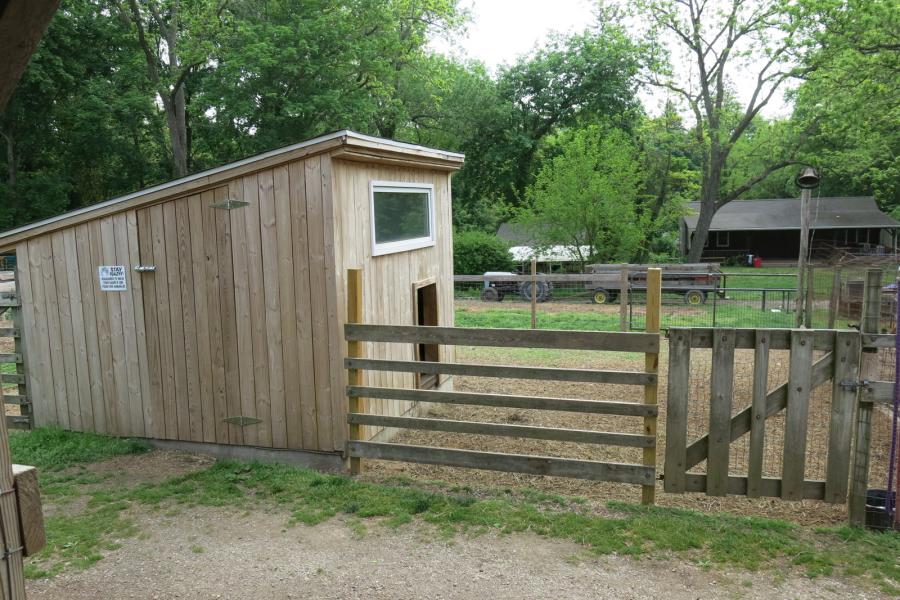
[13,428,900,594]
[455,266,844,331]
[9,427,151,471]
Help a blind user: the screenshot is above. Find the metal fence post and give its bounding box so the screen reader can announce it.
[849,268,881,526]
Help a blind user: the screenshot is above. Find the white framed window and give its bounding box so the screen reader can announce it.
[370,181,435,256]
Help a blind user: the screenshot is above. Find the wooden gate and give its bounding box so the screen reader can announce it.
[344,269,664,503]
[664,327,862,502]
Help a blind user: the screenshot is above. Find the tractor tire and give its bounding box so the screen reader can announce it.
[684,289,707,305]
[519,281,551,303]
[591,288,618,305]
[480,287,501,302]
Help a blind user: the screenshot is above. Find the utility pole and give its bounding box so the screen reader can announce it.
[795,167,820,327]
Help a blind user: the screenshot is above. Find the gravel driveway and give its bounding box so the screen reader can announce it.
[27,504,877,600]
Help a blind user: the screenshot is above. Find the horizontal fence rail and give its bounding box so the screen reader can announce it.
[347,385,658,417]
[344,267,663,501]
[347,442,656,485]
[343,357,656,385]
[345,323,659,353]
[347,414,655,447]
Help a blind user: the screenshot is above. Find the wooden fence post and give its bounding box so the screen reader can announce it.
[619,266,629,332]
[642,268,661,505]
[347,268,363,475]
[805,266,815,328]
[849,268,881,526]
[827,267,841,329]
[530,258,537,330]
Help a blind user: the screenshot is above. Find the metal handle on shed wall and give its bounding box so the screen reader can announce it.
[133,265,156,273]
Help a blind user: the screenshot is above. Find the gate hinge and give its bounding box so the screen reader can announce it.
[839,379,871,392]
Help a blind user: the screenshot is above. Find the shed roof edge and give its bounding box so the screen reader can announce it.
[0,130,464,249]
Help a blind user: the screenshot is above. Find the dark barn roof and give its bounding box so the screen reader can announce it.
[683,197,900,232]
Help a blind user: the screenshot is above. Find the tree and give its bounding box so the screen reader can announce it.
[111,0,224,177]
[496,29,642,204]
[518,127,644,269]
[633,104,701,260]
[1,1,166,229]
[790,0,899,211]
[637,0,816,261]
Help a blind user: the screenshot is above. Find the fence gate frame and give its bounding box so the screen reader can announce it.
[344,268,663,503]
[663,326,860,502]
[664,268,898,526]
[0,284,30,430]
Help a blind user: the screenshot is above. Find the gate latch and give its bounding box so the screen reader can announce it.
[839,379,871,392]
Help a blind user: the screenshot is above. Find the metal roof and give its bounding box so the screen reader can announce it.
[683,197,900,231]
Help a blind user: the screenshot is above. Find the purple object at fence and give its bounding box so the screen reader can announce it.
[888,279,900,521]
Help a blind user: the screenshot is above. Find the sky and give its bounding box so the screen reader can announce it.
[430,0,792,118]
[431,0,597,72]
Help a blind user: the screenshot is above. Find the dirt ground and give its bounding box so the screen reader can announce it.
[360,341,892,526]
[26,454,875,600]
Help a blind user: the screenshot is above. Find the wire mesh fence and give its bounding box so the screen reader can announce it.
[455,269,802,332]
[683,347,835,482]
[456,262,900,334]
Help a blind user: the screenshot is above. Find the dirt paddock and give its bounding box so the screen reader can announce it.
[360,340,895,526]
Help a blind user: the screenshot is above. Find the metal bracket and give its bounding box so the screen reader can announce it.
[133,265,156,273]
[839,379,871,392]
[210,200,249,210]
[223,416,263,427]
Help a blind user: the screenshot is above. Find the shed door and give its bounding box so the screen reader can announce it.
[135,187,243,447]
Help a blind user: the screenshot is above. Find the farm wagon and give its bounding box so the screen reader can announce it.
[0,131,464,467]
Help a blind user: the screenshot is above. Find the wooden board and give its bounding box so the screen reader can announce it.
[11,465,44,557]
[746,330,770,498]
[348,386,657,416]
[707,329,735,497]
[824,331,860,504]
[343,358,654,385]
[348,442,655,485]
[348,413,654,447]
[684,473,826,500]
[345,324,659,353]
[781,330,814,501]
[663,328,690,493]
[685,328,837,351]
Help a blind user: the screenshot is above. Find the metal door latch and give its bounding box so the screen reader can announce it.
[133,265,156,273]
[839,379,870,391]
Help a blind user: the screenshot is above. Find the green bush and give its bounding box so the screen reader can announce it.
[453,230,515,274]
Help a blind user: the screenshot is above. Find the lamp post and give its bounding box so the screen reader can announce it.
[795,166,820,327]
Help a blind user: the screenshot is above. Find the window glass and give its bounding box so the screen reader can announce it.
[373,190,430,244]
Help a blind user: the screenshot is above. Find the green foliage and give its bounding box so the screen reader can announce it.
[9,427,150,471]
[790,0,899,212]
[518,126,644,266]
[452,230,514,274]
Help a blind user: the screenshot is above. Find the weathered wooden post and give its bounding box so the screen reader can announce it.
[642,267,662,505]
[347,268,363,475]
[828,266,841,329]
[848,268,881,526]
[530,258,537,330]
[805,266,815,328]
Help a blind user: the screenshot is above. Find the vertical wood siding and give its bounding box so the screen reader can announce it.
[16,154,454,453]
[329,160,455,444]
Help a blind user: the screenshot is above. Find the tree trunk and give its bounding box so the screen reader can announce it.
[160,94,188,178]
[1,129,15,188]
[686,160,724,263]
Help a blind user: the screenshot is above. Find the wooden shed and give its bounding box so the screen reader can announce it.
[0,131,464,467]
